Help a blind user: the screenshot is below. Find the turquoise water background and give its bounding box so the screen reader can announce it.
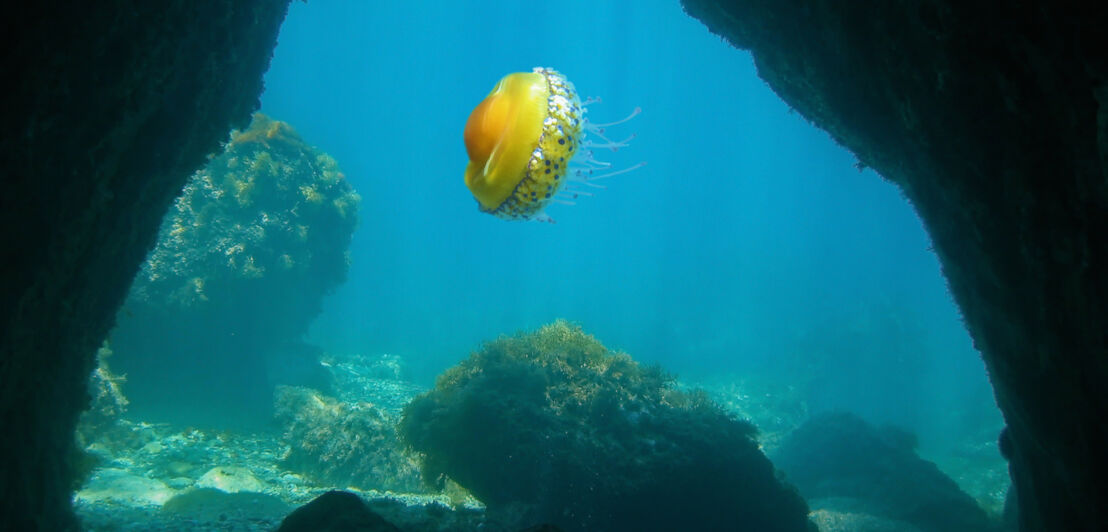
[258,1,999,448]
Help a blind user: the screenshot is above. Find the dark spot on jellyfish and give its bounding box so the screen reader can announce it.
[554,164,559,170]
[559,157,564,161]
[559,139,565,145]
[545,169,551,174]
[545,160,551,165]
[554,175,560,180]
[569,146,574,152]
[545,193,551,198]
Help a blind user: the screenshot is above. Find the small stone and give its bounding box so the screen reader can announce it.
[76,468,175,507]
[196,465,265,493]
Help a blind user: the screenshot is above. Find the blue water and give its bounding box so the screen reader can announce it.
[260,1,998,448]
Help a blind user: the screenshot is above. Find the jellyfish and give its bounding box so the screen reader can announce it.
[463,67,642,223]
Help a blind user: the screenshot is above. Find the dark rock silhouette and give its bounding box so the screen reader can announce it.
[682,2,1108,529]
[3,2,1106,531]
[0,1,289,529]
[277,490,401,532]
[772,412,993,532]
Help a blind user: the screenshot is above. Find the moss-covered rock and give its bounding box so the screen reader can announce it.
[133,113,359,318]
[274,386,422,493]
[399,320,815,532]
[109,114,359,427]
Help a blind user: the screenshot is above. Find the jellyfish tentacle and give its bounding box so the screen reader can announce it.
[572,150,611,168]
[561,186,595,197]
[571,177,607,189]
[579,161,647,182]
[587,107,642,129]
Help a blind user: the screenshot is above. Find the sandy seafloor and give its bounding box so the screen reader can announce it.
[74,352,1008,532]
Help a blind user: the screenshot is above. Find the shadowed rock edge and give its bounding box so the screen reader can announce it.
[681,2,1108,531]
[0,1,290,529]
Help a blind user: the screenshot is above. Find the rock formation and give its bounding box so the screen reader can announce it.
[400,321,815,532]
[681,2,1108,530]
[109,113,358,427]
[3,2,1106,531]
[0,2,290,529]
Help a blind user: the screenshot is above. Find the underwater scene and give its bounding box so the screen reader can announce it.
[74,2,1010,531]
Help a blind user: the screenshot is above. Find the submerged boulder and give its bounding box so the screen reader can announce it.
[162,488,292,524]
[277,490,401,532]
[399,321,815,532]
[109,114,359,427]
[772,412,994,532]
[273,386,422,493]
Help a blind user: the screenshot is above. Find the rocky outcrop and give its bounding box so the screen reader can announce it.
[277,491,402,532]
[400,321,815,532]
[772,413,993,532]
[109,114,358,427]
[681,2,1108,530]
[0,2,289,529]
[274,386,422,493]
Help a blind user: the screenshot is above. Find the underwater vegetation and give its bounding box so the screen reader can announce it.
[70,343,131,491]
[399,320,815,532]
[76,344,130,444]
[771,412,995,532]
[107,113,359,427]
[133,112,359,323]
[273,386,422,493]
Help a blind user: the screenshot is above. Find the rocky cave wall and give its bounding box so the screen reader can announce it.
[3,2,1106,531]
[0,2,290,529]
[680,1,1107,531]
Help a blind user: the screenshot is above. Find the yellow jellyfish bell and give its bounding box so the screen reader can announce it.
[463,67,641,223]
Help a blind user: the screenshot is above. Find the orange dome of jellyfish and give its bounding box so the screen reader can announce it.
[463,67,642,223]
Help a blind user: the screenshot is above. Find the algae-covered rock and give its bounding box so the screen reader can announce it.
[109,114,359,427]
[133,113,359,317]
[274,386,422,493]
[399,320,815,532]
[75,343,129,446]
